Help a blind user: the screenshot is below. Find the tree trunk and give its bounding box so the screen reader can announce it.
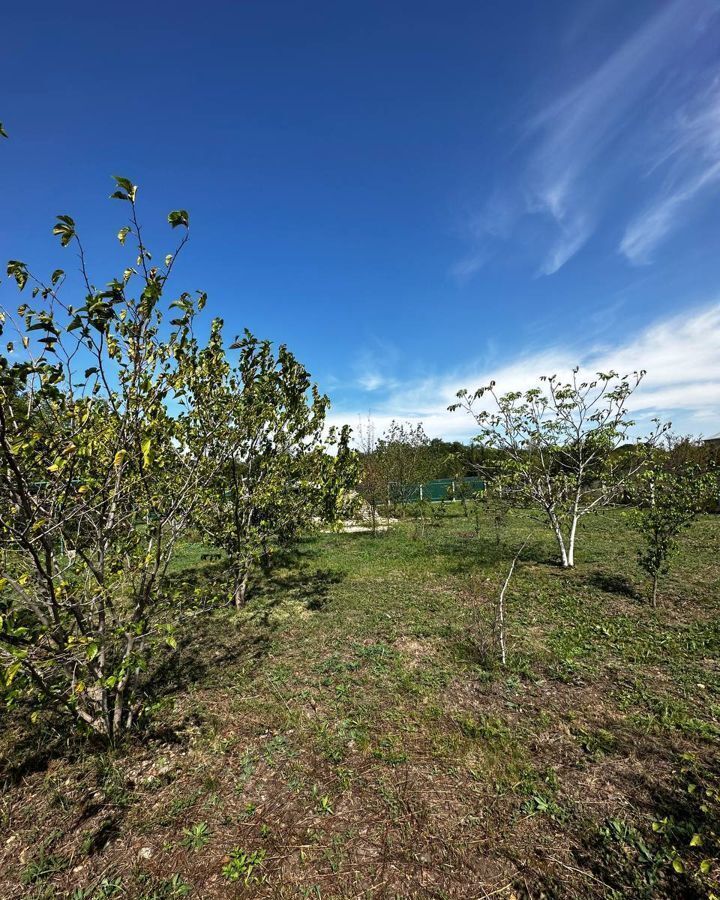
[233,566,249,610]
[652,573,658,609]
[566,488,583,569]
[496,537,529,666]
[567,515,578,568]
[548,511,570,567]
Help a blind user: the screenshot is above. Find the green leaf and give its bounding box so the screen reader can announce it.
[7,260,28,291]
[168,209,189,229]
[113,175,134,193]
[689,833,703,847]
[5,661,22,685]
[51,269,64,285]
[141,436,153,468]
[114,449,127,467]
[672,857,685,874]
[0,122,8,139]
[699,859,711,874]
[117,226,131,244]
[111,175,137,202]
[52,215,76,247]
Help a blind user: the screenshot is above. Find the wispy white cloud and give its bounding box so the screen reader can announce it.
[330,301,720,441]
[357,370,387,392]
[537,209,593,275]
[351,340,400,393]
[451,188,518,280]
[455,0,720,277]
[620,78,720,263]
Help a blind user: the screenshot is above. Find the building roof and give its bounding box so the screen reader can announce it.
[703,433,720,442]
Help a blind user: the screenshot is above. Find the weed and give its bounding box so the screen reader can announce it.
[21,850,69,885]
[371,735,408,765]
[221,847,267,884]
[181,821,210,851]
[522,794,567,821]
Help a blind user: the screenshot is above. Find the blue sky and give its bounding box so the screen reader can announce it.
[2,0,720,440]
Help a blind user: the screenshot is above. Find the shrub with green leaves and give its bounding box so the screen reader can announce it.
[0,178,229,739]
[633,452,718,606]
[188,331,357,608]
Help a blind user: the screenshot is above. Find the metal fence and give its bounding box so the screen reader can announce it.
[388,477,485,503]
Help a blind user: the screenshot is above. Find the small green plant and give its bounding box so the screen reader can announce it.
[165,874,192,897]
[221,847,267,884]
[431,499,448,526]
[21,850,69,884]
[70,877,123,898]
[133,872,192,899]
[181,821,210,851]
[371,735,408,765]
[522,794,566,821]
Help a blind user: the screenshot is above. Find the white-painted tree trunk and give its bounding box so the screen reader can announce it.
[567,514,579,568]
[566,487,583,569]
[548,509,570,568]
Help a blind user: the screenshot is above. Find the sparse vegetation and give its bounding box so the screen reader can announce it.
[1,504,718,897]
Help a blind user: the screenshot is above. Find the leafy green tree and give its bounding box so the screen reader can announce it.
[663,434,720,489]
[355,419,389,535]
[378,421,433,510]
[633,454,718,606]
[426,438,483,479]
[191,331,356,608]
[452,369,667,567]
[0,179,225,739]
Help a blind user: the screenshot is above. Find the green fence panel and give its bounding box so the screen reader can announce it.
[389,477,485,503]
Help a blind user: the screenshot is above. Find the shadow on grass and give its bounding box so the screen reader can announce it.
[144,586,283,704]
[573,741,720,899]
[148,551,347,704]
[437,533,559,574]
[587,570,641,600]
[251,564,346,612]
[1,553,317,784]
[0,713,106,789]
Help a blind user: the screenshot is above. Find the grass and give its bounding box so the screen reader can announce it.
[1,504,719,898]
